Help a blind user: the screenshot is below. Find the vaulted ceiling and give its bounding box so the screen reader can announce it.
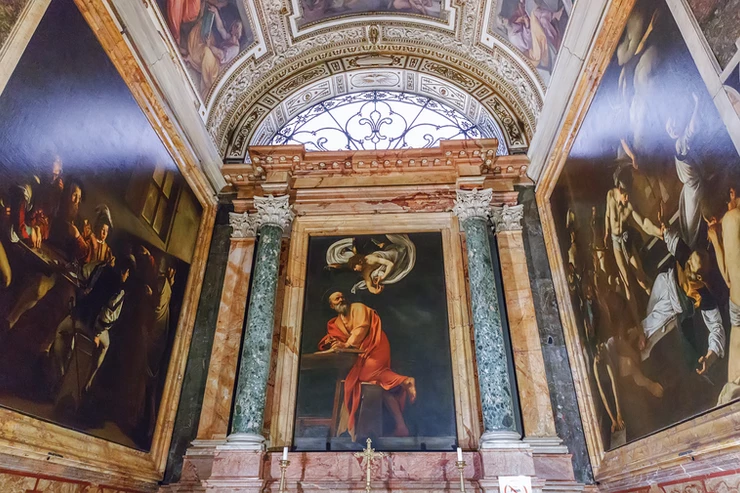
[142,0,573,164]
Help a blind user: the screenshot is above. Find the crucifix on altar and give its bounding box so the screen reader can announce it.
[354,438,386,493]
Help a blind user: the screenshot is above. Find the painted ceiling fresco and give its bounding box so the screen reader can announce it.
[686,0,740,69]
[489,0,571,81]
[155,0,257,97]
[295,0,445,27]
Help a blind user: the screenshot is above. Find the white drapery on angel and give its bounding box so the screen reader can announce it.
[326,234,416,293]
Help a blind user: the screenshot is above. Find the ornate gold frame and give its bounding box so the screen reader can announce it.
[267,213,482,451]
[535,0,740,485]
[0,0,218,488]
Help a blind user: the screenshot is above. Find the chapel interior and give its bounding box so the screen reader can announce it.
[0,0,739,491]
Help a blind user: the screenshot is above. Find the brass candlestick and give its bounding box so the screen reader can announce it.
[278,459,290,493]
[456,460,466,492]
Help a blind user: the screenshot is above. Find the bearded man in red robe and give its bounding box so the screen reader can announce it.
[320,291,416,440]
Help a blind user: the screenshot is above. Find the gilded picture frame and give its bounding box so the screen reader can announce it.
[535,0,740,485]
[0,0,218,488]
[267,213,482,451]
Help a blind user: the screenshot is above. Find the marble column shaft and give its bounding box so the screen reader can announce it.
[231,223,283,437]
[493,205,559,441]
[228,195,294,446]
[453,189,519,443]
[196,236,256,440]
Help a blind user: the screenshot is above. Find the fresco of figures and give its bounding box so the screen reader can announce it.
[492,0,570,79]
[0,0,201,450]
[156,0,256,97]
[685,0,740,69]
[0,0,29,48]
[293,233,457,451]
[297,0,444,27]
[551,0,740,450]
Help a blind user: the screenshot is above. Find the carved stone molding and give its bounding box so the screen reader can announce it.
[207,29,543,157]
[491,204,524,233]
[452,188,494,222]
[229,212,258,238]
[253,194,295,233]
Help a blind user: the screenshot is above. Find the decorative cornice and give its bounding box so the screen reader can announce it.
[252,194,295,233]
[229,212,258,238]
[491,204,524,233]
[452,188,494,222]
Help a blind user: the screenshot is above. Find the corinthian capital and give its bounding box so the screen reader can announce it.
[452,188,494,222]
[491,204,524,233]
[229,212,257,238]
[253,194,295,233]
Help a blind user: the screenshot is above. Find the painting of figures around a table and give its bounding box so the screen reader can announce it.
[550,0,740,451]
[156,0,256,97]
[294,232,457,451]
[296,0,444,27]
[491,0,570,80]
[0,0,201,451]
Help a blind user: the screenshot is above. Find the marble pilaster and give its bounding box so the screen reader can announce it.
[492,205,565,454]
[195,213,258,441]
[227,195,294,449]
[453,189,521,448]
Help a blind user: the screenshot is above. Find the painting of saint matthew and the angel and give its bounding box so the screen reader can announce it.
[294,233,457,451]
[551,0,740,451]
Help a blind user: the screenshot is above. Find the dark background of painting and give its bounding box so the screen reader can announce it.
[294,232,458,449]
[551,0,740,450]
[0,0,199,451]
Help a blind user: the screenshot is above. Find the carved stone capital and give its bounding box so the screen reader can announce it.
[253,194,295,233]
[229,212,257,238]
[452,188,494,222]
[491,204,524,233]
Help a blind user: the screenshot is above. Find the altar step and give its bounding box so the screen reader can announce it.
[160,441,586,493]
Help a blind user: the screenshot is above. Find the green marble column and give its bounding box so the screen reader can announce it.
[453,188,521,448]
[227,195,294,449]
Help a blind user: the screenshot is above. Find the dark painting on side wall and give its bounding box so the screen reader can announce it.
[293,232,457,451]
[551,0,740,450]
[155,0,256,97]
[0,0,202,451]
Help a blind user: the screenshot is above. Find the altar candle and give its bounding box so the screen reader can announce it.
[283,446,289,461]
[457,447,463,462]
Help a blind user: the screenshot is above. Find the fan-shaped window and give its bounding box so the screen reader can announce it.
[270,91,507,154]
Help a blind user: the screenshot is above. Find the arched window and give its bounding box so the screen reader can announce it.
[270,91,508,154]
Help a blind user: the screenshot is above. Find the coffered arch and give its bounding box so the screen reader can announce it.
[209,32,544,162]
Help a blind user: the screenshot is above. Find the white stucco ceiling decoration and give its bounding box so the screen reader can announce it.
[195,0,568,160]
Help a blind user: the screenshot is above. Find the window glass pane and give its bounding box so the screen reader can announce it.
[152,164,166,186]
[153,198,168,234]
[162,171,175,198]
[142,184,159,223]
[269,91,508,155]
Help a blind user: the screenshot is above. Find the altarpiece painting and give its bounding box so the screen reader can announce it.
[0,0,202,451]
[293,232,458,451]
[549,0,740,452]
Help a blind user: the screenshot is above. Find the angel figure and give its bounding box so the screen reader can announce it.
[326,234,416,294]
